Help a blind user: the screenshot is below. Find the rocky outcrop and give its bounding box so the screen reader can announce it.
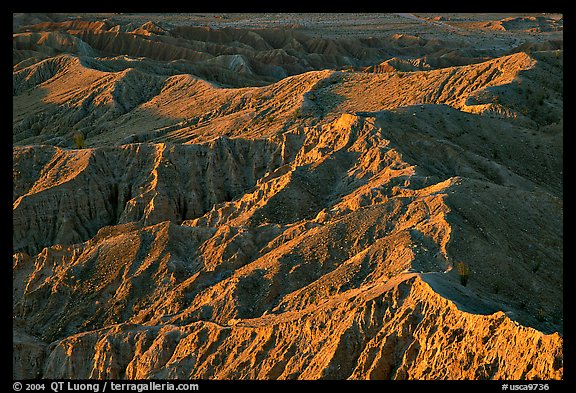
[12,19,465,89]
[13,49,562,148]
[13,328,48,379]
[13,138,291,255]
[13,108,562,379]
[40,277,562,380]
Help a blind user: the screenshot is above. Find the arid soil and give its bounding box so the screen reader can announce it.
[13,13,563,380]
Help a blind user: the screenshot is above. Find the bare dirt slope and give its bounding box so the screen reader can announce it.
[13,13,563,380]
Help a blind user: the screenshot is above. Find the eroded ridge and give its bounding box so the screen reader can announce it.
[14,109,562,379]
[13,13,563,380]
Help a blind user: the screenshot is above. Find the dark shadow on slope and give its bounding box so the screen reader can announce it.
[361,107,562,335]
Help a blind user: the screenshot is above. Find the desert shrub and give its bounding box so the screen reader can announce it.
[73,132,85,149]
[535,307,546,322]
[493,281,501,294]
[456,261,470,286]
[551,308,563,325]
[519,299,528,310]
[538,96,545,106]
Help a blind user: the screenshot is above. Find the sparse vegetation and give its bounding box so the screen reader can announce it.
[538,96,545,106]
[551,308,563,325]
[456,261,470,286]
[493,281,502,294]
[73,132,85,149]
[535,307,546,322]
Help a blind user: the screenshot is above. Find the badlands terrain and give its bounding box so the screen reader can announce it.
[13,13,563,380]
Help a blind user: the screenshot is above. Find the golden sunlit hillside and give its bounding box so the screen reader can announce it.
[13,12,563,381]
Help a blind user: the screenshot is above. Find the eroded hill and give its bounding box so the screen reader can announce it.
[13,13,563,380]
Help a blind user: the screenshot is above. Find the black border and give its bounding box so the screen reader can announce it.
[9,2,571,391]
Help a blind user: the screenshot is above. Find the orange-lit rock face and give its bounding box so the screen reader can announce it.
[13,13,562,380]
